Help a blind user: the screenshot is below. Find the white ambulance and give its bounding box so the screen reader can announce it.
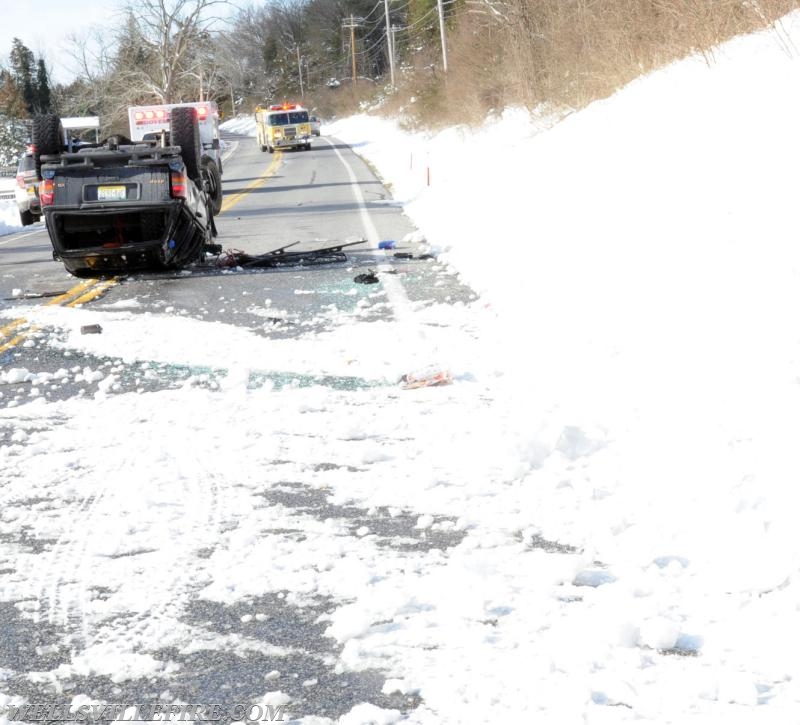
[127,102,223,213]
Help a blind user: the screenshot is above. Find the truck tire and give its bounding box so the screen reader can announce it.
[170,106,201,182]
[32,113,63,175]
[202,159,223,215]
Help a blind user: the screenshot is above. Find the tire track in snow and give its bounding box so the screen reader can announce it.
[101,447,223,654]
[24,407,228,662]
[34,490,104,631]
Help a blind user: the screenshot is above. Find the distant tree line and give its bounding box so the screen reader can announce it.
[1,0,451,142]
[3,0,791,155]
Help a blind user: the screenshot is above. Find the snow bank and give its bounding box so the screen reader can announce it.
[0,199,21,236]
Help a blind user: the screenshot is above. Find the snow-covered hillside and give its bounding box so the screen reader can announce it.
[320,14,800,720]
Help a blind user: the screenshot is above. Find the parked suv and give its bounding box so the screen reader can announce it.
[15,149,41,226]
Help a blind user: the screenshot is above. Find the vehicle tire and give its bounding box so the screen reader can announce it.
[268,145,274,154]
[19,208,35,226]
[202,159,223,216]
[32,113,63,176]
[170,106,202,182]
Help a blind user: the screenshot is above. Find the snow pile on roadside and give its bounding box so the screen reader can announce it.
[320,12,800,721]
[327,14,800,559]
[220,115,257,136]
[0,199,22,235]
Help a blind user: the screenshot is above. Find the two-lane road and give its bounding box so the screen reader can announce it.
[0,129,477,722]
[1,129,469,389]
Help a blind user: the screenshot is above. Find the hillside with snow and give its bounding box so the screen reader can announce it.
[319,15,800,719]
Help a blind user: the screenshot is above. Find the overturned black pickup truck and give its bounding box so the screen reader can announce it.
[32,107,220,278]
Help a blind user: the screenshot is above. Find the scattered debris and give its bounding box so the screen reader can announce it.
[4,290,69,301]
[354,270,380,284]
[393,252,414,259]
[399,367,453,390]
[378,240,396,250]
[214,240,366,269]
[80,324,103,335]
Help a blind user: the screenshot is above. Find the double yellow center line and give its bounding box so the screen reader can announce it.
[3,151,282,356]
[0,278,117,356]
[219,151,282,214]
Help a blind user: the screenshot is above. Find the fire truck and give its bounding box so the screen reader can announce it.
[127,102,223,214]
[254,103,312,153]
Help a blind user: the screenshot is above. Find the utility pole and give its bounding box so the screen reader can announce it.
[342,16,363,87]
[391,25,397,81]
[384,0,395,88]
[436,0,448,74]
[296,45,304,98]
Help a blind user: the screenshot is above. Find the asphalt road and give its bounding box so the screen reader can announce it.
[1,131,473,398]
[0,130,475,722]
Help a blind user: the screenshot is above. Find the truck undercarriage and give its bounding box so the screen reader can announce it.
[33,109,218,278]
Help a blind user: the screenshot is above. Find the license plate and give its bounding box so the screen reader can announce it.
[98,185,126,201]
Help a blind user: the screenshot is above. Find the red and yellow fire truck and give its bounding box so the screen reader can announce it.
[254,103,312,153]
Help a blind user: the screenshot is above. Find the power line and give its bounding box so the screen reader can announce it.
[360,0,385,24]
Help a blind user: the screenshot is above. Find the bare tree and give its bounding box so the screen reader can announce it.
[119,0,231,103]
[215,29,260,115]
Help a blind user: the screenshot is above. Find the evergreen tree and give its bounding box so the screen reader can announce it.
[35,58,52,113]
[9,38,36,114]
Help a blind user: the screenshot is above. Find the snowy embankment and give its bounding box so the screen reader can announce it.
[318,14,800,721]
